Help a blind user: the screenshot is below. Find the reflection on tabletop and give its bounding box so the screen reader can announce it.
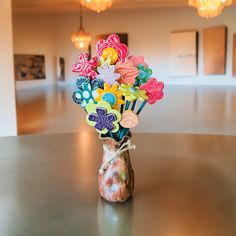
[97,197,133,236]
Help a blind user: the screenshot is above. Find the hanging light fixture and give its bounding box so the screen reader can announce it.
[80,0,113,13]
[189,0,232,18]
[71,3,91,50]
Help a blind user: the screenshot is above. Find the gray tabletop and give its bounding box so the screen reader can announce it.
[1,133,236,236]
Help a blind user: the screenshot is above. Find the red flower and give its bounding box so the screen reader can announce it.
[72,53,98,79]
[140,78,164,104]
[96,34,128,62]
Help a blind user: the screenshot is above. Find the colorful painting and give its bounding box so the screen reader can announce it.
[57,57,65,81]
[96,33,128,46]
[169,31,198,77]
[14,54,45,81]
[204,26,226,75]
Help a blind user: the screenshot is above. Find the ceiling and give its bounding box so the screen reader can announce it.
[12,0,192,13]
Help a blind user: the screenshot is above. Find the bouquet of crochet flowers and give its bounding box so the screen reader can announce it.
[72,34,164,203]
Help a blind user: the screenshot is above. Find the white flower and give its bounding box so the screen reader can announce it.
[96,63,121,86]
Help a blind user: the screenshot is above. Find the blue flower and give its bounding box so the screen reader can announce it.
[72,91,82,104]
[76,76,90,89]
[91,78,104,89]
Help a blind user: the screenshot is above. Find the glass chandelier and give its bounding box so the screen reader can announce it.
[80,0,113,13]
[71,4,91,50]
[189,0,232,18]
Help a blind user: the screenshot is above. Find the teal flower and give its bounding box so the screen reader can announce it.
[136,64,152,85]
[74,83,98,108]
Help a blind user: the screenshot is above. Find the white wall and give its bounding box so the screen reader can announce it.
[13,15,57,89]
[0,0,17,137]
[13,5,236,87]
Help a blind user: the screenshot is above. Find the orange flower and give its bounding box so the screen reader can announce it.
[116,60,139,85]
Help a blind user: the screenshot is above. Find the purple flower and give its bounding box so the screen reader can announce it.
[88,107,116,132]
[86,101,121,134]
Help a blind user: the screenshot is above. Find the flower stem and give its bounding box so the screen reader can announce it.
[120,96,125,113]
[137,101,147,115]
[125,101,130,111]
[110,132,114,139]
[117,126,122,141]
[131,100,137,111]
[119,128,125,141]
[124,128,130,138]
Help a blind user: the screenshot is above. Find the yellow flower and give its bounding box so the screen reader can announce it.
[96,83,124,109]
[120,84,148,102]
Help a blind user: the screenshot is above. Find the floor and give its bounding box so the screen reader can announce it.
[16,84,236,136]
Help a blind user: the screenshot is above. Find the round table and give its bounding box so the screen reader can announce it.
[0,133,236,236]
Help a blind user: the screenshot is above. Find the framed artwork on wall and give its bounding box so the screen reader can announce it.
[57,57,65,81]
[204,26,227,75]
[169,31,198,77]
[233,34,236,77]
[96,33,128,46]
[14,54,46,81]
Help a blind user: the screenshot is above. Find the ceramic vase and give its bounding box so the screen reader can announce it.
[98,134,134,203]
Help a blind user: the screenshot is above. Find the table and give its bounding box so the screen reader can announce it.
[0,133,236,236]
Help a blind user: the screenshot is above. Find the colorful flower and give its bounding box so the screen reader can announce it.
[72,53,98,79]
[72,91,82,105]
[135,89,148,101]
[120,84,147,102]
[76,76,90,89]
[96,34,128,62]
[101,48,119,65]
[140,78,164,104]
[128,56,148,68]
[96,83,124,109]
[136,64,152,85]
[116,60,139,85]
[120,84,136,101]
[86,101,121,134]
[96,63,121,86]
[91,78,104,89]
[120,110,139,129]
[74,83,98,108]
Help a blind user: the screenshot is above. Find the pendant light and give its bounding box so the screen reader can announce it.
[80,0,113,13]
[189,0,232,18]
[71,3,91,50]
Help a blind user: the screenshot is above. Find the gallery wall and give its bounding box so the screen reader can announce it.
[13,15,57,89]
[0,0,17,137]
[13,5,236,89]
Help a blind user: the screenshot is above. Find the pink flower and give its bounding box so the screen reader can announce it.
[72,53,98,79]
[128,56,148,68]
[96,34,128,62]
[116,60,139,85]
[140,78,164,104]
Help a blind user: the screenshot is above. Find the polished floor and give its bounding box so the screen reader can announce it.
[1,133,236,235]
[16,84,236,136]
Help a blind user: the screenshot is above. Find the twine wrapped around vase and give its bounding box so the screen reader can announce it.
[98,134,135,203]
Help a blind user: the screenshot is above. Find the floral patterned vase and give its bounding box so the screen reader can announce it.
[98,135,134,203]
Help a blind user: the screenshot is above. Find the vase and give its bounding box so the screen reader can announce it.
[98,134,135,203]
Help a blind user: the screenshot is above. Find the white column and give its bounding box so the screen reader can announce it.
[0,0,17,137]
